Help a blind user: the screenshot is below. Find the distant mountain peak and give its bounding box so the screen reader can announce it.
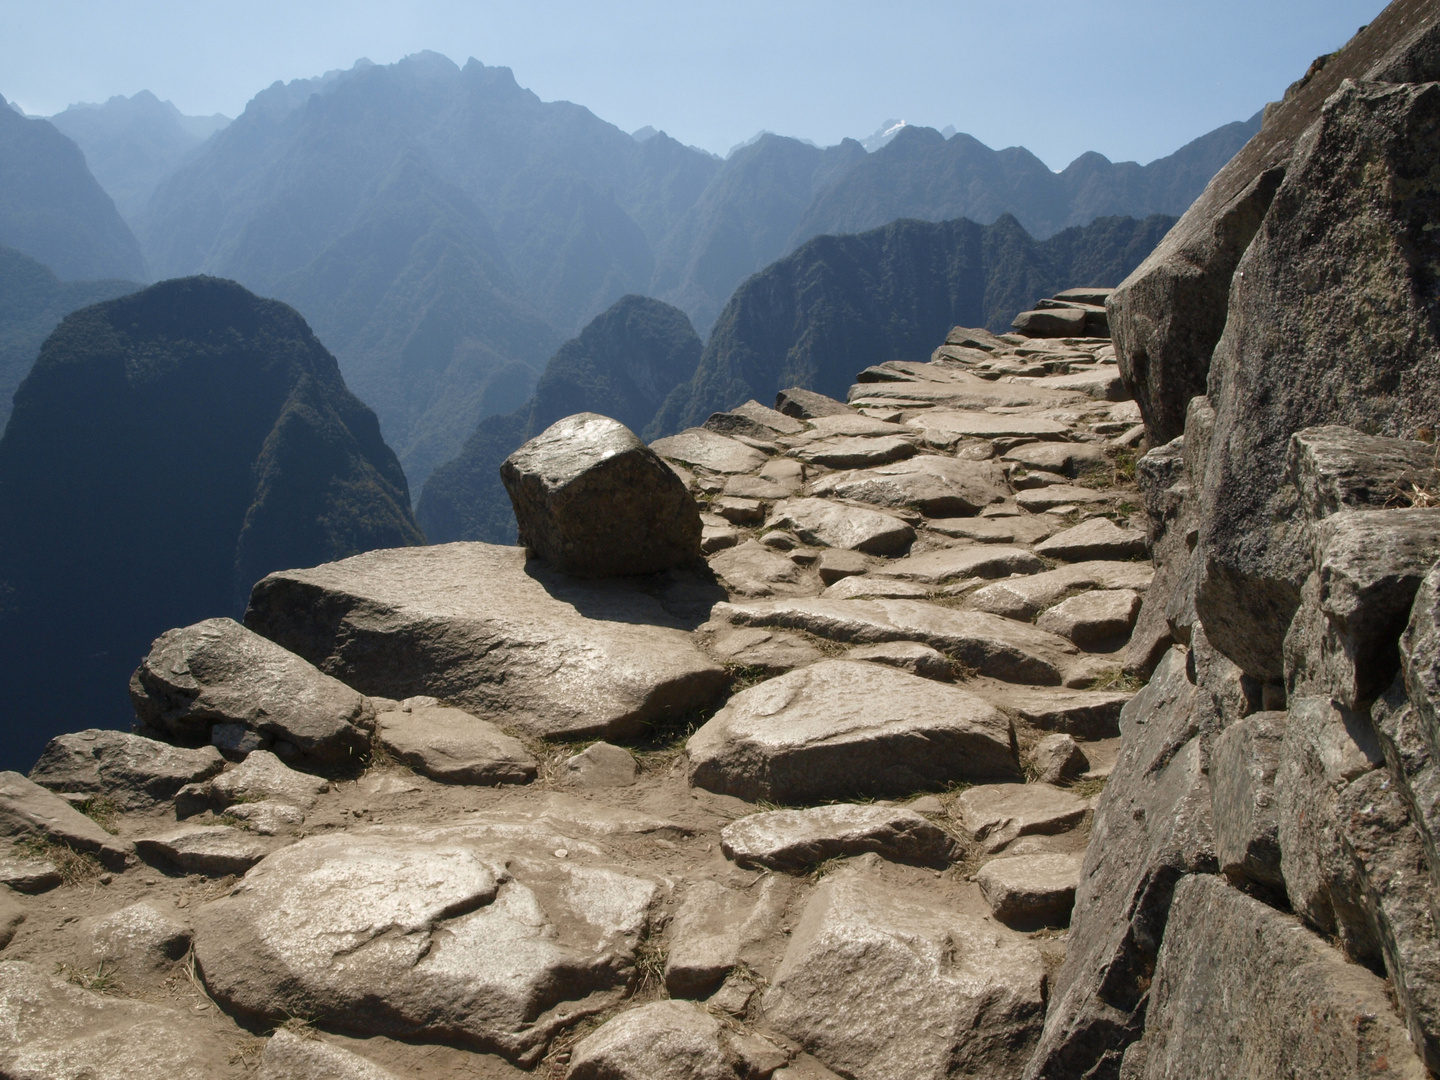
[862,119,907,152]
[632,126,658,142]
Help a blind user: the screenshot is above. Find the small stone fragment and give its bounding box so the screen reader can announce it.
[135,825,270,876]
[976,852,1082,928]
[566,999,743,1080]
[222,800,305,836]
[954,783,1090,854]
[563,742,639,788]
[816,549,869,584]
[376,703,538,785]
[259,1028,402,1080]
[0,856,61,894]
[1029,733,1090,784]
[1035,588,1142,648]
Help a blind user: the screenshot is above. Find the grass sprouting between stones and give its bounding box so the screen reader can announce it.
[15,835,102,886]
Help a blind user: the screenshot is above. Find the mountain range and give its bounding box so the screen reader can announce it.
[0,276,422,769]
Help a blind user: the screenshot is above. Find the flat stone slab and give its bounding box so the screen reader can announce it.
[853,370,1087,410]
[223,799,305,836]
[376,702,538,785]
[1035,588,1142,648]
[808,455,1006,516]
[130,618,371,768]
[927,516,1056,544]
[762,859,1046,1080]
[1033,517,1147,561]
[193,820,665,1065]
[906,410,1071,441]
[0,856,60,893]
[207,750,328,811]
[0,959,237,1078]
[709,540,816,598]
[1002,441,1109,477]
[702,626,825,674]
[766,498,914,555]
[976,852,1083,928]
[846,641,953,680]
[822,577,932,600]
[970,684,1134,740]
[0,771,131,870]
[968,560,1154,620]
[793,435,917,469]
[245,543,728,742]
[954,783,1091,853]
[721,804,960,870]
[29,730,225,811]
[1014,485,1112,511]
[650,428,769,474]
[664,878,788,998]
[135,825,270,876]
[723,474,796,500]
[687,660,1018,802]
[712,598,1079,685]
[872,544,1044,584]
[259,1029,401,1080]
[568,999,782,1080]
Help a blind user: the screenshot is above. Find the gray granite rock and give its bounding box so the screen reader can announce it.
[977,853,1082,928]
[0,894,23,950]
[926,515,1056,544]
[567,999,768,1080]
[1014,485,1112,512]
[721,804,959,871]
[0,772,131,870]
[563,742,638,788]
[1034,518,1148,562]
[969,561,1153,621]
[845,641,953,680]
[376,703,538,785]
[705,399,807,438]
[764,858,1046,1080]
[793,435,917,470]
[906,410,1070,442]
[807,456,1006,517]
[954,784,1091,854]
[0,856,60,894]
[1211,711,1287,892]
[709,540,816,598]
[776,387,851,419]
[222,800,305,836]
[815,549,869,584]
[28,730,225,811]
[1002,440,1109,478]
[1029,733,1090,784]
[663,877,788,999]
[1035,589,1142,649]
[702,626,825,675]
[501,413,702,577]
[259,1029,402,1080]
[206,750,329,812]
[651,428,769,474]
[83,901,191,974]
[245,543,727,742]
[687,660,1018,802]
[135,825,270,877]
[765,498,915,556]
[872,544,1045,584]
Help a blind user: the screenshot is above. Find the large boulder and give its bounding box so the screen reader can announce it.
[244,543,728,742]
[1193,80,1440,679]
[1108,4,1440,445]
[1133,875,1427,1080]
[192,819,665,1065]
[28,729,224,810]
[129,618,371,769]
[687,660,1018,802]
[500,413,701,577]
[762,858,1046,1080]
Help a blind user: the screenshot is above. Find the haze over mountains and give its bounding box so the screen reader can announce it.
[0,51,1260,495]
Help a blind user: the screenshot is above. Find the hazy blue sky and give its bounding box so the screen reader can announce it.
[2,0,1389,168]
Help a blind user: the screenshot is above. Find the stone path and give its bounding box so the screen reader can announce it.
[1,317,1144,1080]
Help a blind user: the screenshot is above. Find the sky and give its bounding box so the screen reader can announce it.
[0,0,1391,169]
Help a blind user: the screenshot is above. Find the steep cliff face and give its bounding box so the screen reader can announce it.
[0,276,422,769]
[1031,4,1440,1077]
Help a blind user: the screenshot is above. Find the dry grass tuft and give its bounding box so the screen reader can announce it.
[55,960,121,993]
[15,836,102,886]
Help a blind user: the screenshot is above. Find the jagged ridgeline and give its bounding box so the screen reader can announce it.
[650,211,1175,434]
[418,294,702,543]
[0,276,423,769]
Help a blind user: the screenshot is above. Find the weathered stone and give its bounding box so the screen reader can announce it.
[28,730,225,811]
[0,893,23,949]
[1024,370,1128,401]
[765,499,914,556]
[971,685,1133,740]
[954,784,1090,854]
[563,742,638,788]
[245,544,728,742]
[376,703,538,785]
[663,877,788,998]
[845,641,953,680]
[1025,649,1217,1079]
[258,1028,401,1080]
[1034,518,1148,562]
[1062,656,1126,691]
[1014,307,1087,337]
[712,496,765,525]
[709,541,815,598]
[135,825,269,876]
[1275,696,1385,962]
[712,598,1078,685]
[776,387,851,419]
[905,411,1070,442]
[927,515,1056,544]
[706,399,807,438]
[1137,875,1427,1080]
[1014,485,1111,512]
[0,772,130,870]
[1010,468,1069,490]
[977,853,1082,928]
[1195,81,1440,680]
[815,549,868,584]
[853,365,1088,411]
[721,804,959,871]
[687,660,1018,802]
[969,560,1153,621]
[223,800,305,836]
[1290,426,1440,522]
[1035,589,1142,649]
[821,577,931,601]
[808,456,1006,517]
[501,414,702,577]
[763,858,1046,1080]
[650,427,769,474]
[83,901,191,974]
[703,626,824,674]
[1210,711,1287,891]
[207,750,329,811]
[0,856,59,894]
[1338,768,1440,1072]
[0,959,238,1078]
[1055,288,1115,307]
[872,544,1044,584]
[130,618,370,769]
[702,523,742,554]
[193,822,664,1065]
[793,435,917,469]
[1030,733,1090,784]
[1002,440,1109,478]
[567,999,755,1080]
[724,475,796,500]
